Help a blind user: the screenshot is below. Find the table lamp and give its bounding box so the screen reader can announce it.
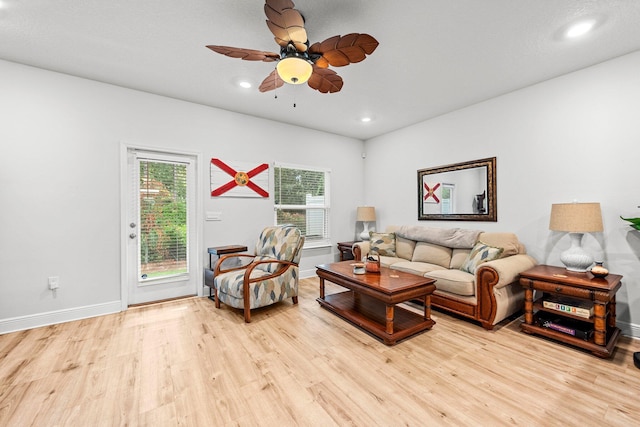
[356,206,376,240]
[549,202,603,272]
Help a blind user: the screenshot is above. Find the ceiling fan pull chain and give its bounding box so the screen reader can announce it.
[274,67,278,99]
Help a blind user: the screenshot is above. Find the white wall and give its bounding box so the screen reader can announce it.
[364,50,640,337]
[0,60,364,331]
[3,50,639,337]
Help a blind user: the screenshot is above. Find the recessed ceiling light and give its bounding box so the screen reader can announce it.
[565,20,596,39]
[360,117,372,123]
[238,81,252,89]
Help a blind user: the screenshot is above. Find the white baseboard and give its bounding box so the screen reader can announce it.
[619,320,640,340]
[300,269,317,279]
[0,301,122,335]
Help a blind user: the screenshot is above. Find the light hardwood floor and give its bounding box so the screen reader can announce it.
[1,277,639,426]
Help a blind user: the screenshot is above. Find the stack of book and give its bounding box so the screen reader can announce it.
[542,295,594,319]
[536,311,593,340]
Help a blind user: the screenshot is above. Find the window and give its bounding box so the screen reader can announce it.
[274,163,330,247]
[440,183,455,215]
[138,158,189,280]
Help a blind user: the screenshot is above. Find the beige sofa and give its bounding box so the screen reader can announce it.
[353,225,537,329]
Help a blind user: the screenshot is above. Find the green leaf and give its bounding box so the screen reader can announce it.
[620,216,640,229]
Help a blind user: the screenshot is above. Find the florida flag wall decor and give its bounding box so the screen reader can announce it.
[210,158,269,198]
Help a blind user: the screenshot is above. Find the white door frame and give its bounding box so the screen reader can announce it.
[119,142,203,310]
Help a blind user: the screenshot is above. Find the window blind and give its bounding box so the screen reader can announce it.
[274,164,330,245]
[139,160,188,279]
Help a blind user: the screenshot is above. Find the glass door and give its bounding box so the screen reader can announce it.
[125,149,197,305]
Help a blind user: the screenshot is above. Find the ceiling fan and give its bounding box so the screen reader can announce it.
[206,0,379,94]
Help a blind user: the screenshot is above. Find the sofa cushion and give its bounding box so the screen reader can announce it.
[395,236,416,261]
[369,232,396,257]
[425,269,476,296]
[411,242,452,268]
[460,241,504,274]
[390,261,446,276]
[450,248,471,270]
[379,256,404,268]
[478,232,521,257]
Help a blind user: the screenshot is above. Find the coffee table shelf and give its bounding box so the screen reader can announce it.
[318,291,435,345]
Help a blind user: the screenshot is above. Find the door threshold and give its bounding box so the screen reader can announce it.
[128,294,196,308]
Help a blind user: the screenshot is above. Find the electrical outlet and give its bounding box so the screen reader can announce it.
[48,276,59,290]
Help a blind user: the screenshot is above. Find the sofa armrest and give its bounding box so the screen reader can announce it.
[352,241,370,262]
[473,254,537,329]
[477,254,538,289]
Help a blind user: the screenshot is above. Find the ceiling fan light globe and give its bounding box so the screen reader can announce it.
[277,56,313,85]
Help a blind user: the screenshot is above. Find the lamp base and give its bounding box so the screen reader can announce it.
[560,233,594,272]
[359,222,372,240]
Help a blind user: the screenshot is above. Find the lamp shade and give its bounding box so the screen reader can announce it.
[276,56,313,85]
[549,202,603,233]
[356,206,376,222]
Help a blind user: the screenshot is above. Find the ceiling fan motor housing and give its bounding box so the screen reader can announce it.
[277,46,313,84]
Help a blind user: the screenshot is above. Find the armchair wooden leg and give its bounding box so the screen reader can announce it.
[214,287,221,308]
[292,296,298,304]
[244,291,252,323]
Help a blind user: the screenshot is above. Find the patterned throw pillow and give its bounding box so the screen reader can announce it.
[460,241,503,274]
[369,232,397,257]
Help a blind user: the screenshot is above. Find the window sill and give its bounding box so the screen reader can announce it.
[302,241,332,250]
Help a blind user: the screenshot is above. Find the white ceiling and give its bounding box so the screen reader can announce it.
[1,0,639,140]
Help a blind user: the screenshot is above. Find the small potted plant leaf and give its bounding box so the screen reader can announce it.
[620,216,640,230]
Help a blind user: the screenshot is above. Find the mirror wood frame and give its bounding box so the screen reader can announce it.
[417,157,497,222]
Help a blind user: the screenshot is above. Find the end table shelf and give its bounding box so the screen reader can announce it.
[519,264,622,358]
[521,315,621,358]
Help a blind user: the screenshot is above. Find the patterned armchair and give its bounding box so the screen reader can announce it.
[212,225,304,322]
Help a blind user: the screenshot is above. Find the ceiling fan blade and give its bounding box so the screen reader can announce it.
[259,70,285,92]
[206,45,280,62]
[307,66,343,93]
[265,0,295,11]
[309,33,379,67]
[265,0,308,52]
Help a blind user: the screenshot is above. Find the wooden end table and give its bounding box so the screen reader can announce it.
[316,261,436,345]
[337,241,359,261]
[519,264,622,358]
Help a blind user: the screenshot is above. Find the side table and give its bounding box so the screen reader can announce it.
[204,245,248,301]
[519,264,622,358]
[337,241,360,261]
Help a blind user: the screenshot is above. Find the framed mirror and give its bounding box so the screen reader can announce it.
[418,157,496,221]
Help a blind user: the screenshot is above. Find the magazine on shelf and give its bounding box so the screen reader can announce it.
[542,295,594,319]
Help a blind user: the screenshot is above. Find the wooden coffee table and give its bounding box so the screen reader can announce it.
[316,261,437,345]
